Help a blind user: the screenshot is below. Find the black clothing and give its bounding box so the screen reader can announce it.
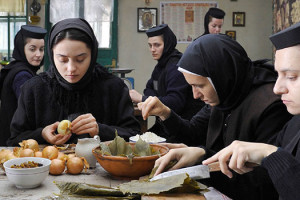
[0,25,46,146]
[261,115,300,200]
[172,34,293,199]
[7,18,140,146]
[143,25,204,141]
[7,69,140,146]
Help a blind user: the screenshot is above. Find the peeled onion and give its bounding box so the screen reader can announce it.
[49,159,65,175]
[66,157,84,174]
[57,120,72,135]
[42,146,59,160]
[19,148,35,157]
[19,139,39,152]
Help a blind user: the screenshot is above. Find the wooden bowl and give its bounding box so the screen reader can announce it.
[92,143,169,179]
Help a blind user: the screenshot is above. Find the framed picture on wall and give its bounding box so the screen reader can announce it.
[137,8,157,32]
[232,12,245,27]
[225,30,236,40]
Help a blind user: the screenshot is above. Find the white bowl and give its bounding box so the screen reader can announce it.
[3,157,51,189]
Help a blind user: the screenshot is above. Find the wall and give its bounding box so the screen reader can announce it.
[118,0,273,94]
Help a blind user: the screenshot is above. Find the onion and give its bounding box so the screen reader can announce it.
[0,149,12,162]
[5,152,17,161]
[42,146,59,160]
[66,153,76,160]
[66,157,84,174]
[19,149,35,157]
[49,159,65,175]
[35,151,43,157]
[57,120,72,135]
[57,152,67,162]
[19,139,39,152]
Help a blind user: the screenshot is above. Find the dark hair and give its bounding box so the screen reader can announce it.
[52,28,92,50]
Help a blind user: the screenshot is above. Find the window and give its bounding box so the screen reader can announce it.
[50,0,113,49]
[0,3,27,62]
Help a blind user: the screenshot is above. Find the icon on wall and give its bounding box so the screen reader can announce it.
[137,8,157,32]
[232,12,245,27]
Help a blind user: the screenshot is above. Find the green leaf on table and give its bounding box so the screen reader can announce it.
[133,137,151,156]
[108,131,132,156]
[118,173,202,195]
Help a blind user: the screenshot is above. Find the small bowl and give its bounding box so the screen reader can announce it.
[92,143,169,179]
[3,157,51,189]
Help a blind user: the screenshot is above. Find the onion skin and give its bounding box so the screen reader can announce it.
[42,146,59,160]
[0,149,12,162]
[49,159,65,175]
[57,152,67,162]
[19,139,39,152]
[66,157,84,175]
[35,151,43,157]
[19,149,35,157]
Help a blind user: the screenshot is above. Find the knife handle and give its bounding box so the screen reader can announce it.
[208,161,221,172]
[208,161,259,172]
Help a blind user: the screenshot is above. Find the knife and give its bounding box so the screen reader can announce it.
[150,162,221,181]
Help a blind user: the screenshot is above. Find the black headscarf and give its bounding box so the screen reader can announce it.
[0,25,46,95]
[178,34,277,111]
[8,25,47,73]
[203,8,225,35]
[146,24,182,69]
[42,18,111,115]
[47,18,99,91]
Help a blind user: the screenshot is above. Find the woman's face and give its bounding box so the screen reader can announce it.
[273,45,300,115]
[148,35,164,60]
[183,72,220,106]
[208,18,224,34]
[53,39,91,83]
[24,38,45,66]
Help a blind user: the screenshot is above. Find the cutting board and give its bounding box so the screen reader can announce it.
[142,193,206,200]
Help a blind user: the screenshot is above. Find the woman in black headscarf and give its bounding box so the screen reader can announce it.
[7,18,140,146]
[129,24,204,141]
[138,34,292,199]
[0,25,46,146]
[194,7,225,40]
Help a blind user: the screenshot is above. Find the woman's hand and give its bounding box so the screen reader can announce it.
[202,140,278,178]
[42,122,71,145]
[72,113,99,137]
[137,96,171,120]
[154,147,205,176]
[129,89,142,103]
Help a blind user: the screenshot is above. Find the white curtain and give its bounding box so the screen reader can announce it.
[0,0,25,15]
[84,0,113,22]
[50,0,114,48]
[50,0,79,24]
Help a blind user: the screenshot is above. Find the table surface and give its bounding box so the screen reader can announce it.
[0,162,129,200]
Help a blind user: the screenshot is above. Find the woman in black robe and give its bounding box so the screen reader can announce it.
[7,18,140,146]
[130,24,204,142]
[203,21,300,200]
[0,25,46,146]
[138,34,292,199]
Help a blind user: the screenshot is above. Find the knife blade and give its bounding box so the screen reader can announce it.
[150,161,221,181]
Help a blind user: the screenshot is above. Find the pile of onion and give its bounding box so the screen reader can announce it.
[42,146,59,160]
[19,139,39,152]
